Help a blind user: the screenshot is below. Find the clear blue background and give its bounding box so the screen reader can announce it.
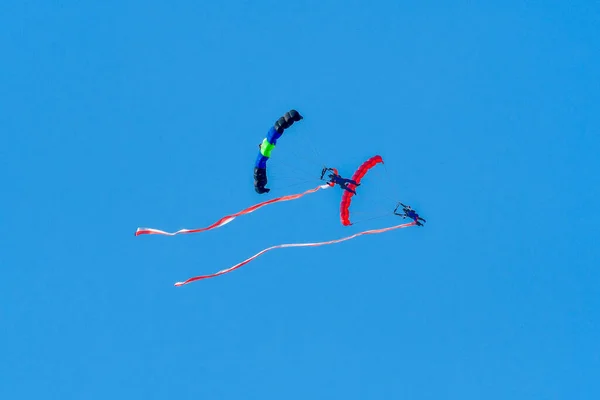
[2,1,599,399]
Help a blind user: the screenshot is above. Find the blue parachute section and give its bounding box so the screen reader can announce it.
[254,127,283,169]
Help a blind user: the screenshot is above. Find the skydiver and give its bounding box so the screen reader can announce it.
[319,167,360,194]
[328,172,360,194]
[394,202,426,226]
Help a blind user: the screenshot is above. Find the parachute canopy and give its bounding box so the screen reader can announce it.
[340,155,384,226]
[254,110,303,194]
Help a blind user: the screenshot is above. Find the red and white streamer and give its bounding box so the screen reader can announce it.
[174,221,417,286]
[135,184,332,236]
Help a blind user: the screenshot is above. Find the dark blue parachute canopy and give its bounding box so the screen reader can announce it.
[253,110,303,194]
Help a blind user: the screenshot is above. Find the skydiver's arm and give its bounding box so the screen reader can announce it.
[418,217,426,222]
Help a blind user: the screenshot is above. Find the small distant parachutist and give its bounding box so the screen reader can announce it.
[394,202,426,226]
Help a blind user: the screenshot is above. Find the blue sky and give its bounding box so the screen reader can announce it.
[2,1,599,399]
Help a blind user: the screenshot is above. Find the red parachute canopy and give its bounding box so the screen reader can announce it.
[340,155,384,226]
